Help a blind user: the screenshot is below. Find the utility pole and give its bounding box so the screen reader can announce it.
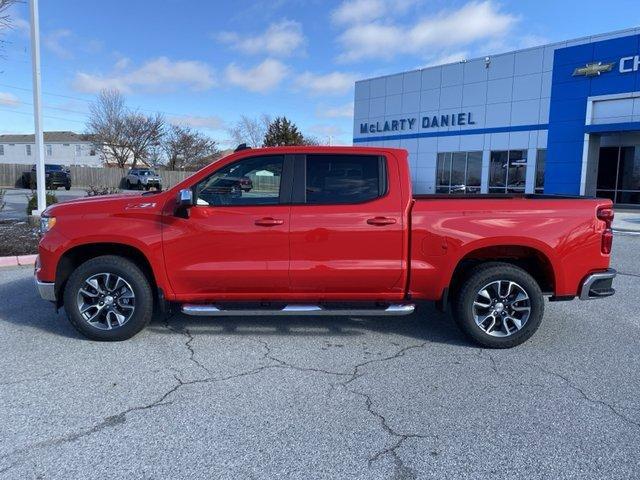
[29,0,46,215]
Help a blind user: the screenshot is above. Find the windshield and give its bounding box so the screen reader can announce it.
[45,165,65,171]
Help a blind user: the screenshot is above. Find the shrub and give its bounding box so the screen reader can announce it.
[26,191,58,215]
[85,185,121,196]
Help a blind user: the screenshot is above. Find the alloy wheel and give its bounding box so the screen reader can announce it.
[76,273,136,330]
[472,280,531,337]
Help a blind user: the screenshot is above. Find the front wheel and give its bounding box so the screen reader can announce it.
[63,255,154,341]
[453,262,544,348]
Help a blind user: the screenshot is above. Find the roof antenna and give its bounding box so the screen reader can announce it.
[234,143,250,152]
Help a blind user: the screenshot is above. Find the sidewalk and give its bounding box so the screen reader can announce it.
[613,209,640,233]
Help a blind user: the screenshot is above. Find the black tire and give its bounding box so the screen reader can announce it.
[65,185,71,191]
[453,262,544,348]
[63,255,154,341]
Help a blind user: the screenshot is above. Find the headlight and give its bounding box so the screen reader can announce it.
[40,216,56,234]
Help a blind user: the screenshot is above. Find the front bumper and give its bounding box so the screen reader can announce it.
[579,269,616,300]
[35,277,56,302]
[34,259,56,302]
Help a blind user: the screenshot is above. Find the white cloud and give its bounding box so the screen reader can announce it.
[170,115,226,131]
[423,50,469,67]
[317,102,354,118]
[43,29,74,59]
[331,0,420,24]
[73,57,216,94]
[217,20,305,57]
[224,59,288,93]
[335,1,518,62]
[295,71,357,95]
[0,92,20,107]
[309,124,346,137]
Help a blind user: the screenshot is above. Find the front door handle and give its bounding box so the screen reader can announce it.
[367,216,397,226]
[255,217,284,227]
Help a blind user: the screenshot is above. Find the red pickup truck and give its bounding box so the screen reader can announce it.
[34,146,616,348]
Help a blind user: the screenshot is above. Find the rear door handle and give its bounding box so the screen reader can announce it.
[367,217,397,226]
[255,217,284,227]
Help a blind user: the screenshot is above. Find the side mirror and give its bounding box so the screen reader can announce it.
[175,188,193,218]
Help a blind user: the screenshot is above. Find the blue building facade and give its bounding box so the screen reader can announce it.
[353,28,640,205]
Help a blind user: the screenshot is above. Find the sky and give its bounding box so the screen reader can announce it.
[0,0,639,147]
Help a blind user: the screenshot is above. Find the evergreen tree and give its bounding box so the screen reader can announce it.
[263,116,305,147]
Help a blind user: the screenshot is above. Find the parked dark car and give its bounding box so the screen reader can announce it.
[22,164,71,190]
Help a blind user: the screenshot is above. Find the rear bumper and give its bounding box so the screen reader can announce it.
[579,269,616,300]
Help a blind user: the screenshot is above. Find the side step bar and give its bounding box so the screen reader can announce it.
[181,303,415,317]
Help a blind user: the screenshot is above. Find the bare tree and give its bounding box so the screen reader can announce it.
[88,90,131,169]
[0,0,19,53]
[87,89,165,169]
[125,112,165,167]
[165,124,218,171]
[228,114,271,148]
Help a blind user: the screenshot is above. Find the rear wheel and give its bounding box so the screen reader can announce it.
[63,255,154,341]
[453,262,544,348]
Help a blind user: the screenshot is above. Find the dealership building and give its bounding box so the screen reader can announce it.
[353,28,640,205]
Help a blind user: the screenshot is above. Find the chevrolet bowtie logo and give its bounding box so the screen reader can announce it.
[572,62,615,77]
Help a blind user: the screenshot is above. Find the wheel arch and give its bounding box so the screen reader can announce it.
[55,242,157,307]
[447,244,557,305]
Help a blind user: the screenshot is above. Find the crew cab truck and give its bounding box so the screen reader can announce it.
[34,146,616,348]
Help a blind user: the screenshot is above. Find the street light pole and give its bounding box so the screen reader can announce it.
[29,0,46,215]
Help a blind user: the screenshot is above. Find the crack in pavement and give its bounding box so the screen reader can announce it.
[255,338,352,378]
[349,387,430,480]
[0,371,55,387]
[343,342,429,386]
[526,363,640,429]
[164,318,212,376]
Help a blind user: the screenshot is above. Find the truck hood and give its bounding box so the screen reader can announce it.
[44,192,165,216]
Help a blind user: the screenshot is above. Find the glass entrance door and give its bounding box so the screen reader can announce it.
[596,146,640,205]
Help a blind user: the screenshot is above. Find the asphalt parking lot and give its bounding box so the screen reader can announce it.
[0,235,639,479]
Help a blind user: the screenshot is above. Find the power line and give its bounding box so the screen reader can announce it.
[0,106,85,124]
[0,82,221,120]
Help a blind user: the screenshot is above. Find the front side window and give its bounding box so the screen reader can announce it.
[305,154,384,204]
[195,155,283,206]
[26,144,32,156]
[436,151,482,194]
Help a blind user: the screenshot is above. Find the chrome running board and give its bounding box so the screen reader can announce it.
[181,303,415,317]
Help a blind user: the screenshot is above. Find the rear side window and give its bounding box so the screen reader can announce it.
[305,154,385,204]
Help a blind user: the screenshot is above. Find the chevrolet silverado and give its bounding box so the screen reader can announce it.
[34,146,616,348]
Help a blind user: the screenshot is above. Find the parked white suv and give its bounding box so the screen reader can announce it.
[125,168,162,190]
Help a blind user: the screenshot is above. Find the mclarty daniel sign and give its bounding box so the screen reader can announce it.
[360,112,476,135]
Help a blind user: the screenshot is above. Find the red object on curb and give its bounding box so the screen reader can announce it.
[0,255,36,267]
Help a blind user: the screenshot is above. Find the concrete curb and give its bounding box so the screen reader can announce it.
[0,254,37,268]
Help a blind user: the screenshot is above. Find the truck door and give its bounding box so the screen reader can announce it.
[162,154,292,298]
[288,153,405,298]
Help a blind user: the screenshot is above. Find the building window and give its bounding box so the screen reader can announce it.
[436,151,482,194]
[90,148,96,156]
[26,144,32,156]
[535,150,546,194]
[0,145,4,156]
[75,145,82,156]
[63,143,70,147]
[489,150,527,193]
[46,144,52,156]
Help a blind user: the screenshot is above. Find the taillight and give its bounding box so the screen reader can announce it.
[597,207,614,254]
